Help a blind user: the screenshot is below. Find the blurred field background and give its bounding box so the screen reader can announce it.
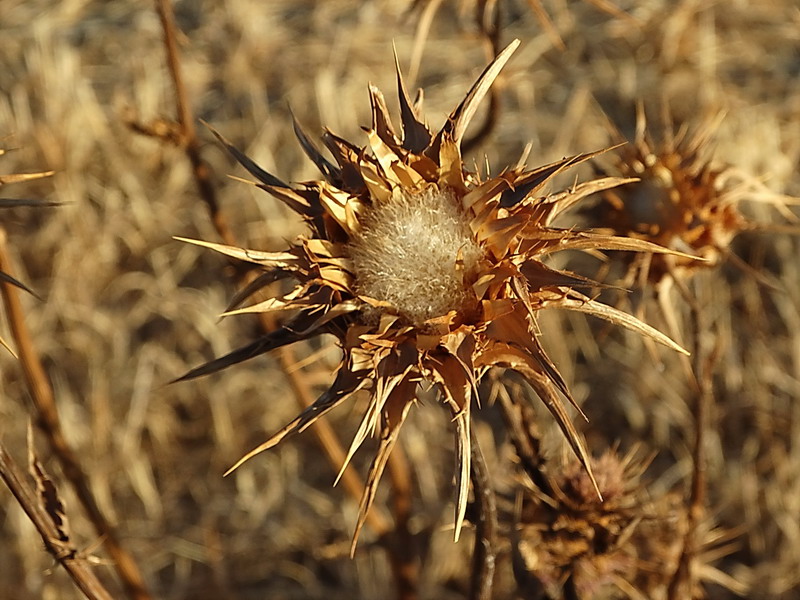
[1,0,799,598]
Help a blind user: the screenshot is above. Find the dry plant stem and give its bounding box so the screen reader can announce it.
[668,277,712,600]
[408,0,443,86]
[495,380,551,495]
[155,0,236,248]
[0,231,152,600]
[153,0,393,538]
[468,433,497,600]
[0,442,114,600]
[525,0,566,51]
[563,574,580,600]
[387,447,419,600]
[462,0,502,155]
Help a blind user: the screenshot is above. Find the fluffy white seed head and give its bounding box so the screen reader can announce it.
[348,185,483,326]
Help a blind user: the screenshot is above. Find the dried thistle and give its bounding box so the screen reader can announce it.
[594,105,794,288]
[176,40,688,551]
[511,448,649,599]
[511,448,747,599]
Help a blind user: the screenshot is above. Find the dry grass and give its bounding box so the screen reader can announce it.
[1,1,798,598]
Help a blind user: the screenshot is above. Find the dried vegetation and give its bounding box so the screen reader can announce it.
[1,1,799,599]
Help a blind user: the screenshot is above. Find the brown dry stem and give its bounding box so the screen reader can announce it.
[462,0,503,155]
[667,274,714,599]
[0,440,114,600]
[154,0,236,249]
[494,375,552,496]
[468,432,497,600]
[387,447,419,600]
[0,229,152,600]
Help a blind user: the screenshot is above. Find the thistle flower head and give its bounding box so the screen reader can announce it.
[594,105,777,284]
[176,40,687,551]
[512,448,748,598]
[512,448,647,598]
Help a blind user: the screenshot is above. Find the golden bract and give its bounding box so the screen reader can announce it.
[176,40,688,551]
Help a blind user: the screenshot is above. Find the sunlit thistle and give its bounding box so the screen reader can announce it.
[175,41,688,551]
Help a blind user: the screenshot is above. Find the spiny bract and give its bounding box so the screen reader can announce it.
[176,40,688,552]
[0,145,54,355]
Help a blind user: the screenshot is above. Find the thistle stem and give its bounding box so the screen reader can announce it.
[468,432,497,600]
[387,447,419,600]
[667,274,713,599]
[0,230,152,600]
[0,441,114,600]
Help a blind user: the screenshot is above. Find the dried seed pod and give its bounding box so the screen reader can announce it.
[510,447,749,599]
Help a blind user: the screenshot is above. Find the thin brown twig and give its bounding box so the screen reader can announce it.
[462,0,503,155]
[0,229,152,600]
[525,0,566,52]
[0,441,114,600]
[494,374,552,495]
[468,432,497,600]
[667,274,713,600]
[152,0,393,537]
[154,0,236,248]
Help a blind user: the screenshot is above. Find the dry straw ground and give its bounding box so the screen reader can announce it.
[1,0,799,598]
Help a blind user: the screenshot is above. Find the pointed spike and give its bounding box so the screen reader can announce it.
[527,371,601,501]
[0,198,60,208]
[336,355,416,487]
[369,84,400,147]
[544,176,639,220]
[475,342,599,498]
[350,385,414,555]
[202,119,289,189]
[226,368,368,476]
[171,327,306,383]
[442,39,520,147]
[0,171,55,186]
[520,261,617,291]
[559,292,690,355]
[393,44,432,153]
[334,398,382,487]
[501,145,625,208]
[261,184,319,216]
[539,231,705,261]
[224,269,294,313]
[0,270,40,299]
[0,334,17,357]
[219,296,300,318]
[452,407,471,542]
[173,236,301,267]
[290,110,341,183]
[427,351,474,541]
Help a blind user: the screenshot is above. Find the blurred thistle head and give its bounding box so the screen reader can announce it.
[175,40,688,551]
[511,448,649,598]
[511,447,747,598]
[594,104,796,285]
